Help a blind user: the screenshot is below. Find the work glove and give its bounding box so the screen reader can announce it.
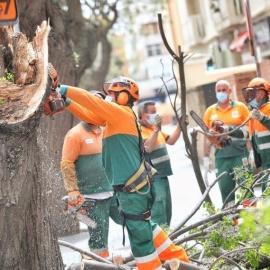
[251,108,264,121]
[48,63,61,92]
[154,114,163,132]
[203,156,212,172]
[67,191,85,213]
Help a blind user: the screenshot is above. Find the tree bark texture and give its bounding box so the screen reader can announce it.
[0,22,64,269]
[16,0,83,236]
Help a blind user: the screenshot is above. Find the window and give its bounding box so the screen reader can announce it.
[141,22,159,36]
[146,44,162,57]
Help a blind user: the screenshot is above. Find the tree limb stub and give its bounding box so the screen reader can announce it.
[82,259,130,269]
[58,240,113,264]
[0,21,50,126]
[163,259,207,270]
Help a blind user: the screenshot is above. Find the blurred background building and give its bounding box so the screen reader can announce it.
[115,0,270,156]
[117,0,270,119]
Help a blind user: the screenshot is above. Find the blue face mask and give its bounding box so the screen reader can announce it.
[147,113,156,125]
[216,92,228,103]
[249,99,260,108]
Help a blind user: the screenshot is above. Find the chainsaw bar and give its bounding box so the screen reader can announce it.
[190,110,209,133]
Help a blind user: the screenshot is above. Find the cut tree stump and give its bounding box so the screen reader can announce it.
[163,259,207,270]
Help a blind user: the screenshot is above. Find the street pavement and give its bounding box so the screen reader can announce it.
[59,125,223,269]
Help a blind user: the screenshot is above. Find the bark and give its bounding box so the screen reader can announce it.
[0,22,63,270]
[17,0,81,236]
[65,0,98,80]
[85,35,112,90]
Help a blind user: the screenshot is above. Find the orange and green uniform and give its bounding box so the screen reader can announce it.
[140,123,173,226]
[203,100,250,204]
[60,85,189,270]
[61,121,122,257]
[248,102,270,191]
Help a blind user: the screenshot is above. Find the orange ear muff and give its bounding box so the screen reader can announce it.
[117,91,129,105]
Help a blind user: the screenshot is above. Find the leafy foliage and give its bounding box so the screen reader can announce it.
[0,69,14,82]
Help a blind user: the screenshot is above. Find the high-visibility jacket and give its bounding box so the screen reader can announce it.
[61,122,112,195]
[203,100,250,158]
[248,102,270,167]
[140,123,172,178]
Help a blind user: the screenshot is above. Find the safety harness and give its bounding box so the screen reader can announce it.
[113,112,157,245]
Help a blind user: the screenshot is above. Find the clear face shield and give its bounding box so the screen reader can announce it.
[242,82,268,104]
[242,87,257,103]
[103,76,131,93]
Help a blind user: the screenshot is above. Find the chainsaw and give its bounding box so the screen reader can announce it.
[61,196,97,229]
[44,64,66,117]
[190,110,232,149]
[43,92,65,117]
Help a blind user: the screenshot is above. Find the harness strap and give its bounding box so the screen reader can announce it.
[113,160,156,193]
[120,209,151,246]
[121,209,151,221]
[113,171,147,193]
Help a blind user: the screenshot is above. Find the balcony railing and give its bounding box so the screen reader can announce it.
[211,0,244,31]
[182,14,205,48]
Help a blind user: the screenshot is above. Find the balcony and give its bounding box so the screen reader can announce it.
[211,0,244,31]
[182,14,205,48]
[249,0,270,18]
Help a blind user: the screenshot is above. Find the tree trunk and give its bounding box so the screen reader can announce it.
[0,22,63,269]
[17,0,81,236]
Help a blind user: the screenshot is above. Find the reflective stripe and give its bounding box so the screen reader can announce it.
[153,225,162,238]
[153,225,190,263]
[259,142,270,150]
[153,226,168,249]
[156,238,172,254]
[151,155,170,165]
[153,226,172,254]
[153,143,166,151]
[135,251,159,264]
[230,137,246,141]
[257,130,270,137]
[241,125,249,137]
[135,251,161,270]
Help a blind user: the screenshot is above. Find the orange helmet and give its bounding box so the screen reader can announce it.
[242,77,270,103]
[248,77,270,91]
[103,76,139,102]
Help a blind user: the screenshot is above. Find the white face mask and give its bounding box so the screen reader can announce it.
[249,98,260,108]
[147,113,156,125]
[216,92,228,103]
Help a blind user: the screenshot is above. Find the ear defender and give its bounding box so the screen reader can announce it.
[117,91,129,105]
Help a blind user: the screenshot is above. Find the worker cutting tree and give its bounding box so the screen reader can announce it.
[48,65,189,269]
